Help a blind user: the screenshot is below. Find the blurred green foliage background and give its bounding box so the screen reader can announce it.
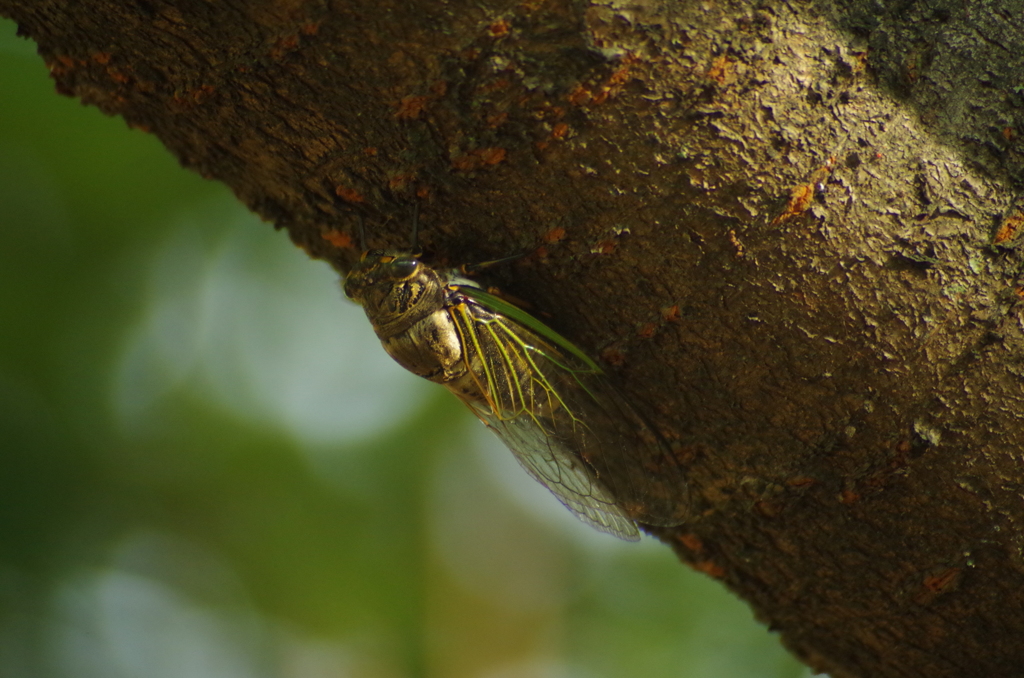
[0,19,809,678]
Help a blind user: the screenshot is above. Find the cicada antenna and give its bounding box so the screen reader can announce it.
[357,214,368,251]
[410,202,421,255]
[460,251,529,276]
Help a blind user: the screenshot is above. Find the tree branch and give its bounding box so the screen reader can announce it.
[4,0,1023,675]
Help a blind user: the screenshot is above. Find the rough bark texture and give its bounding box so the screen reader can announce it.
[3,0,1023,676]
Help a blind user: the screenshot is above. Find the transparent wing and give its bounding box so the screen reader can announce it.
[447,289,687,540]
[466,396,642,540]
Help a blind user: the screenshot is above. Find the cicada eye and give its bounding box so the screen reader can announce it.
[390,258,420,280]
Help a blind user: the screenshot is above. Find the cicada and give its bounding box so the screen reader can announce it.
[343,240,686,540]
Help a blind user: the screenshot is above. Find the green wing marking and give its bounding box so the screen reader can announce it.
[456,285,602,373]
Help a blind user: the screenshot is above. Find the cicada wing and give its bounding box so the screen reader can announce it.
[465,399,641,541]
[448,291,687,538]
[551,372,689,528]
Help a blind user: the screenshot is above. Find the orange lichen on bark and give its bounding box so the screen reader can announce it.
[479,148,506,165]
[387,173,416,192]
[993,212,1024,245]
[706,54,736,85]
[450,147,506,171]
[170,84,215,106]
[636,322,656,339]
[541,226,566,244]
[322,230,354,249]
[915,567,963,604]
[396,95,429,120]
[772,183,815,225]
[692,560,726,578]
[839,489,860,504]
[923,568,961,593]
[486,112,508,128]
[772,160,834,225]
[567,56,638,107]
[269,34,300,59]
[488,19,510,37]
[47,54,80,76]
[109,69,132,84]
[788,476,816,488]
[335,185,365,203]
[567,84,592,106]
[677,533,704,553]
[476,78,511,96]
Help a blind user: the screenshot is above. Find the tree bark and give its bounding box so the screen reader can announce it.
[4,0,1023,675]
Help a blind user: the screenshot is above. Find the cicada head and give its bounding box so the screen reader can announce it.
[343,250,447,339]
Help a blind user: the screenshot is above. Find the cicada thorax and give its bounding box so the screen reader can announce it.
[342,250,462,385]
[346,250,569,416]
